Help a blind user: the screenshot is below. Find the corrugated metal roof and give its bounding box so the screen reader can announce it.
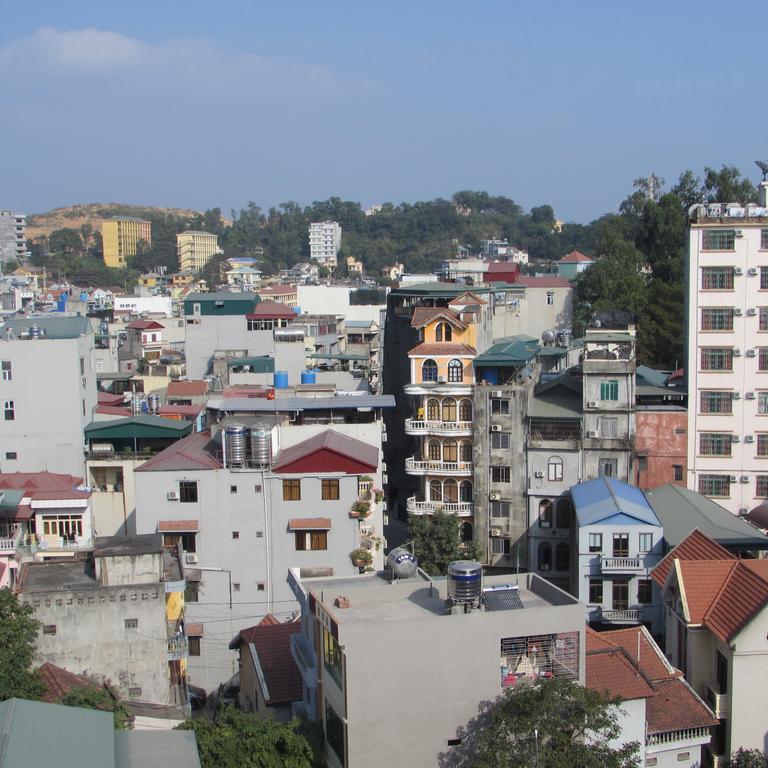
[1,315,92,339]
[571,477,661,527]
[213,395,395,412]
[114,732,201,768]
[227,356,275,372]
[474,336,539,366]
[84,416,193,440]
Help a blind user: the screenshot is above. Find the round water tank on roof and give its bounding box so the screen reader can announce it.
[224,423,247,466]
[80,292,88,302]
[301,369,317,385]
[28,325,45,339]
[249,423,272,467]
[273,371,289,389]
[147,393,160,414]
[386,547,418,579]
[541,329,555,345]
[131,394,145,415]
[447,560,483,607]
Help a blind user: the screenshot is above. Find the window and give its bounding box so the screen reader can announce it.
[638,579,653,604]
[233,583,241,591]
[428,440,441,460]
[232,531,239,539]
[612,533,629,558]
[600,380,619,401]
[426,398,439,420]
[673,464,683,481]
[443,439,458,463]
[612,579,629,610]
[4,452,16,460]
[3,400,13,421]
[757,476,768,497]
[702,266,734,290]
[322,627,344,689]
[539,499,553,528]
[41,515,82,539]
[42,624,57,635]
[700,391,733,414]
[459,481,473,502]
[639,533,653,553]
[548,456,563,481]
[699,432,732,456]
[188,636,201,656]
[459,441,472,462]
[701,307,734,331]
[447,359,463,382]
[491,432,510,450]
[282,479,301,501]
[491,500,510,518]
[429,479,442,501]
[184,582,199,602]
[459,399,472,421]
[761,308,768,331]
[1,361,11,381]
[491,537,511,555]
[763,229,768,250]
[676,754,690,763]
[447,738,463,747]
[556,498,571,528]
[435,322,452,342]
[79,357,85,376]
[442,397,457,422]
[491,398,509,415]
[646,759,657,767]
[421,359,438,382]
[491,466,510,483]
[257,582,265,591]
[762,266,768,290]
[701,347,733,371]
[599,416,618,438]
[128,688,142,698]
[538,541,552,571]
[179,481,198,503]
[124,618,138,629]
[589,579,603,604]
[698,474,731,497]
[702,229,735,251]
[758,433,768,457]
[598,457,618,477]
[230,485,238,494]
[555,542,569,572]
[322,479,340,500]
[588,533,602,553]
[546,292,554,306]
[325,701,346,765]
[761,348,768,372]
[295,531,328,551]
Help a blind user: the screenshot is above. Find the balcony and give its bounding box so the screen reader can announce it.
[646,726,712,748]
[403,382,473,396]
[405,458,473,476]
[404,419,473,436]
[0,527,23,555]
[706,683,729,718]
[600,556,644,572]
[167,636,188,661]
[406,497,473,516]
[600,608,641,623]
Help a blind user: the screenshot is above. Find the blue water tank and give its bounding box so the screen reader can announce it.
[273,371,289,389]
[481,369,499,385]
[56,299,67,312]
[79,292,88,302]
[301,370,316,385]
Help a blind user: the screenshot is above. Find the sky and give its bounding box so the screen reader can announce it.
[0,1,766,223]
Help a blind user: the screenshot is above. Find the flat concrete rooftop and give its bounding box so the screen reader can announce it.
[19,559,97,592]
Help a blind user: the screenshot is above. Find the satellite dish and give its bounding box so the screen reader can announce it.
[756,160,768,181]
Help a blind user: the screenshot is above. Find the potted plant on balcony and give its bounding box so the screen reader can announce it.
[350,548,373,567]
[373,489,384,504]
[351,500,371,518]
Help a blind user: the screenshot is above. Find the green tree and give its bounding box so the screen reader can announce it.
[445,678,639,768]
[724,749,768,768]
[59,686,131,730]
[177,706,313,768]
[3,260,19,274]
[409,509,480,576]
[703,165,758,205]
[0,589,44,701]
[48,228,84,257]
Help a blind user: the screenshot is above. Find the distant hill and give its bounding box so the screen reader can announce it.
[26,203,232,240]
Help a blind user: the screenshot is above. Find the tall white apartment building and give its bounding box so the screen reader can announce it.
[685,180,768,514]
[0,211,27,265]
[309,221,342,269]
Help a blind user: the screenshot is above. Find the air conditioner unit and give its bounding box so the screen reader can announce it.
[185,553,199,564]
[382,473,388,484]
[382,433,387,443]
[731,435,740,442]
[733,392,742,400]
[740,476,750,483]
[490,425,502,433]
[749,268,759,276]
[587,430,599,438]
[587,401,598,408]
[490,527,503,537]
[747,349,757,357]
[491,390,503,398]
[489,491,502,501]
[534,470,544,478]
[746,392,756,400]
[739,507,750,517]
[381,462,387,472]
[734,308,743,316]
[733,348,742,357]
[745,435,755,443]
[167,491,179,501]
[735,229,744,237]
[748,308,757,316]
[729,475,738,483]
[735,267,744,276]
[437,375,447,383]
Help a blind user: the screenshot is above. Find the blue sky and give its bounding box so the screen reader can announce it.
[1,1,766,222]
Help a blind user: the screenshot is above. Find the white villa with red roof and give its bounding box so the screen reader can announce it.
[556,250,594,280]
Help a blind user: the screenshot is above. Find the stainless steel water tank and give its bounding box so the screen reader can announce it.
[386,547,418,579]
[147,393,160,414]
[249,423,272,467]
[224,423,247,466]
[447,560,483,607]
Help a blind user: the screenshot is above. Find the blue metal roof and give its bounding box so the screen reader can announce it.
[571,477,661,527]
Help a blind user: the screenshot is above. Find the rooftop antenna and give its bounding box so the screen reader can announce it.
[755,160,768,182]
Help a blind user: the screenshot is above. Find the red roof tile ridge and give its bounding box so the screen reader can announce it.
[703,560,768,641]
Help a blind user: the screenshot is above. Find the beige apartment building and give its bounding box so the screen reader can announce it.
[177,231,220,272]
[102,217,152,268]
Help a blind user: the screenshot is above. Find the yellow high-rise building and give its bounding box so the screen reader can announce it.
[176,231,220,273]
[102,217,152,268]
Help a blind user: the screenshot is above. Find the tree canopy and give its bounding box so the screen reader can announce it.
[0,589,44,701]
[59,686,131,729]
[176,706,314,768]
[724,750,768,768]
[409,510,481,576]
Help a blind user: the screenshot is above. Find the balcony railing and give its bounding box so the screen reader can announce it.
[404,419,473,436]
[405,458,473,476]
[406,497,473,516]
[600,608,640,623]
[706,684,729,719]
[601,557,643,572]
[646,726,712,747]
[167,636,188,661]
[0,527,23,553]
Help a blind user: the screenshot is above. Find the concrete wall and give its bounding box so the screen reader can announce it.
[96,551,162,586]
[297,285,385,324]
[87,457,145,537]
[634,408,687,489]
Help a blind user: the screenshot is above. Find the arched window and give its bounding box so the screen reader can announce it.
[443,439,458,463]
[444,479,458,503]
[426,398,440,421]
[422,359,438,382]
[548,456,563,482]
[429,479,442,502]
[459,480,473,502]
[435,322,452,342]
[448,359,463,382]
[460,522,473,542]
[428,440,441,461]
[442,397,457,422]
[556,498,571,529]
[538,499,553,528]
[460,441,473,462]
[538,542,552,571]
[555,543,570,572]
[459,399,473,421]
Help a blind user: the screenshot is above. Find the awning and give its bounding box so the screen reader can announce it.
[158,520,199,533]
[747,501,768,529]
[185,623,204,637]
[288,518,332,531]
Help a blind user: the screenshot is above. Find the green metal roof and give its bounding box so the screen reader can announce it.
[85,416,193,440]
[0,698,115,768]
[183,292,258,315]
[308,352,369,361]
[227,356,275,372]
[538,346,567,358]
[583,332,635,343]
[389,282,490,298]
[0,490,24,511]
[1,316,92,339]
[636,365,671,388]
[474,336,540,367]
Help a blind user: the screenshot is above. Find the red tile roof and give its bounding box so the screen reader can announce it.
[157,405,203,418]
[258,284,296,296]
[167,380,209,397]
[677,561,737,624]
[702,561,768,642]
[185,623,204,636]
[587,626,676,681]
[95,405,132,416]
[558,250,593,263]
[448,291,487,306]
[230,622,302,705]
[516,276,573,288]
[272,430,378,473]
[135,431,222,472]
[258,613,281,627]
[485,261,520,274]
[408,342,476,357]
[126,319,165,331]
[246,301,296,320]
[0,473,89,502]
[97,391,125,405]
[37,662,96,703]
[586,648,655,701]
[410,307,467,330]
[288,518,332,531]
[157,520,199,532]
[652,529,734,586]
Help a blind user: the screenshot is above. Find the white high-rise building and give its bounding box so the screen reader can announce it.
[0,211,27,265]
[308,220,341,269]
[685,180,768,514]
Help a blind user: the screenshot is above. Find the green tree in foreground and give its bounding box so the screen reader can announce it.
[0,589,44,701]
[725,749,768,768]
[60,686,131,729]
[409,509,481,576]
[177,706,313,768]
[443,678,639,768]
